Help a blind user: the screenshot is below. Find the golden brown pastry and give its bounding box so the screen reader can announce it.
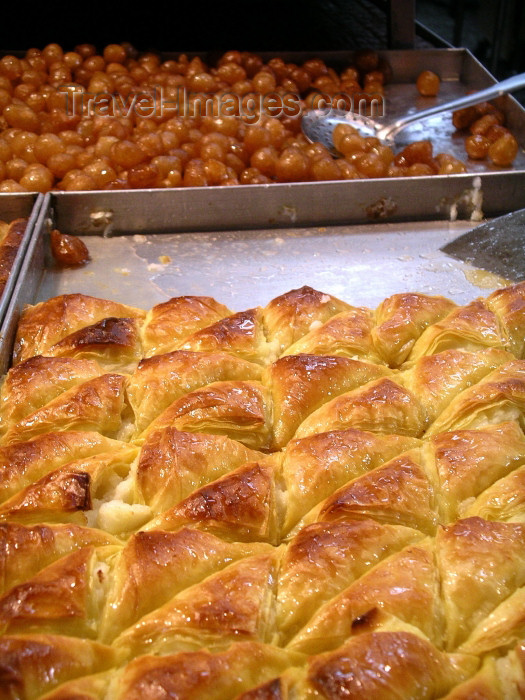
[144,458,282,543]
[0,431,129,505]
[44,317,144,373]
[141,295,231,357]
[438,517,525,653]
[281,429,420,534]
[0,447,138,529]
[372,291,457,367]
[0,522,119,595]
[138,380,273,450]
[281,306,382,363]
[136,427,265,513]
[287,539,442,654]
[127,350,262,434]
[399,347,513,425]
[297,447,439,535]
[268,354,391,448]
[2,281,525,698]
[427,360,525,436]
[110,642,299,700]
[175,307,271,365]
[293,377,426,439]
[99,528,272,643]
[13,293,146,365]
[263,286,351,355]
[430,421,525,523]
[486,280,525,359]
[1,373,129,446]
[0,635,116,700]
[0,544,119,638]
[113,548,282,658]
[462,463,525,522]
[409,299,506,360]
[277,519,423,645]
[298,628,477,699]
[0,356,103,438]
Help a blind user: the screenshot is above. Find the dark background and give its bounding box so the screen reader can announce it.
[2,0,394,53]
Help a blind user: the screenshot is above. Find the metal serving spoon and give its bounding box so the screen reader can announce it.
[302,71,525,153]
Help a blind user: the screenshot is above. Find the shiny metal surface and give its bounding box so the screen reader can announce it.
[37,219,508,310]
[441,208,525,281]
[0,193,43,324]
[0,193,47,373]
[302,72,525,151]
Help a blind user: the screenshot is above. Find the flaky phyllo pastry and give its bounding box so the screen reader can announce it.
[2,283,525,699]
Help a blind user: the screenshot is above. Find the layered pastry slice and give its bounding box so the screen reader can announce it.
[372,291,457,367]
[140,295,231,357]
[12,293,146,365]
[127,350,263,435]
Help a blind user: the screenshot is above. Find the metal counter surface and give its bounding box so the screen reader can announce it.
[37,219,509,310]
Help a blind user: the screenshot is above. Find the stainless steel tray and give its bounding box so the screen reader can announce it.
[0,191,512,373]
[49,48,525,232]
[0,193,44,324]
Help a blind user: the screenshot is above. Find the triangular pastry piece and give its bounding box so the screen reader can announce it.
[127,350,262,434]
[372,291,457,367]
[45,316,143,373]
[293,377,426,439]
[0,522,119,595]
[176,307,270,365]
[0,448,138,527]
[277,519,423,644]
[437,517,525,651]
[299,448,439,535]
[141,295,231,357]
[139,380,273,450]
[281,307,382,363]
[462,463,525,522]
[0,356,103,438]
[0,545,118,638]
[400,347,513,424]
[427,360,525,436]
[301,628,478,700]
[0,635,116,700]
[486,281,525,359]
[459,585,525,656]
[282,429,420,534]
[430,421,525,523]
[263,286,351,355]
[144,458,282,543]
[0,431,129,505]
[409,299,506,360]
[111,642,297,700]
[268,354,391,448]
[113,550,281,658]
[287,540,443,654]
[13,293,145,365]
[2,374,129,446]
[136,427,264,513]
[100,528,272,643]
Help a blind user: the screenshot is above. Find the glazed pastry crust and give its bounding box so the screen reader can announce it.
[4,284,525,699]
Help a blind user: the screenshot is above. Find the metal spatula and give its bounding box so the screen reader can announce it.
[302,72,525,152]
[440,208,525,282]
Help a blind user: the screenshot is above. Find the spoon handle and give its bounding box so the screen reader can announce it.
[385,71,525,139]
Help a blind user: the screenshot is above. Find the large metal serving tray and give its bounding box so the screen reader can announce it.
[48,48,525,233]
[0,190,514,373]
[0,193,44,324]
